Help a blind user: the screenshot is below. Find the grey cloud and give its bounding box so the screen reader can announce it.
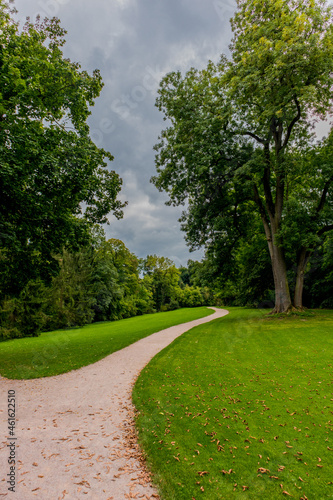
[14,0,233,266]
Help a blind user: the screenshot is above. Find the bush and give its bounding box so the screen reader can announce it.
[179,286,205,308]
[0,280,47,340]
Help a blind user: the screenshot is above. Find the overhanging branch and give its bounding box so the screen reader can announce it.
[253,183,273,259]
[317,224,333,236]
[283,95,301,149]
[241,131,267,145]
[315,176,333,215]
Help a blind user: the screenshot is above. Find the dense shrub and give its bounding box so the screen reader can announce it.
[0,241,214,339]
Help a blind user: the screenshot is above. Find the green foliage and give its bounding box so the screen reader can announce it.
[152,0,333,311]
[46,248,95,330]
[229,0,333,120]
[178,285,205,308]
[133,307,333,499]
[92,239,137,321]
[141,255,210,312]
[141,255,182,311]
[0,4,125,296]
[303,233,333,308]
[0,279,47,340]
[0,307,213,379]
[205,222,274,307]
[0,236,214,338]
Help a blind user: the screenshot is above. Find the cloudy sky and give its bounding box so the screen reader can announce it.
[12,0,236,267]
[13,0,331,267]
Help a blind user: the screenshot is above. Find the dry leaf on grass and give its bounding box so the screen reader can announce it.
[257,468,270,474]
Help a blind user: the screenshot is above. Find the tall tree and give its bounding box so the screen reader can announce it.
[141,255,180,311]
[94,239,143,320]
[0,4,125,295]
[47,247,95,329]
[152,0,333,312]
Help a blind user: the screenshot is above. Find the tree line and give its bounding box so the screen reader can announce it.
[0,237,213,340]
[1,0,332,337]
[184,231,333,310]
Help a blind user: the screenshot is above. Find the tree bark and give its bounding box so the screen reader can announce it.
[251,108,303,314]
[253,183,292,313]
[270,241,292,313]
[293,248,311,309]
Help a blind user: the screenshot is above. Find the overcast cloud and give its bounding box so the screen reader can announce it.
[13,0,236,266]
[13,0,331,267]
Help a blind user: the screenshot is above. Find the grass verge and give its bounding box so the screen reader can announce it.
[133,307,333,500]
[0,307,214,379]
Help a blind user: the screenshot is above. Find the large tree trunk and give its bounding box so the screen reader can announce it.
[254,184,292,313]
[293,248,311,309]
[271,242,292,313]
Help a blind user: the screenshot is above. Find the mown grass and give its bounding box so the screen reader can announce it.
[0,307,213,379]
[133,307,333,500]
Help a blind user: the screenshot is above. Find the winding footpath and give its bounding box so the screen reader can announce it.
[0,307,228,499]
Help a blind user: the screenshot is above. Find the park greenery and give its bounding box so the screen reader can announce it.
[133,307,333,499]
[152,0,333,313]
[0,3,211,340]
[1,0,332,341]
[0,238,213,340]
[0,3,125,297]
[0,307,213,379]
[0,2,332,499]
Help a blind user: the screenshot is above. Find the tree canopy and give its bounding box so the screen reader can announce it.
[152,0,333,312]
[0,4,125,296]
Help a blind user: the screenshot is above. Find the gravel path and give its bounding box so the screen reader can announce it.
[0,307,229,499]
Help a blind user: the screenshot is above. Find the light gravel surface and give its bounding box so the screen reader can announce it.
[0,307,229,499]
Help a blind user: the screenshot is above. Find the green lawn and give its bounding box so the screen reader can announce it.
[0,307,213,379]
[133,307,333,500]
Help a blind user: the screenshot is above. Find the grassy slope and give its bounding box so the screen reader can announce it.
[0,307,213,379]
[133,307,333,500]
